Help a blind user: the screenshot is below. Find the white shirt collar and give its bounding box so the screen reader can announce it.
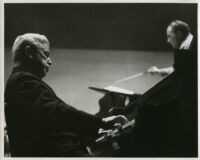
[179,33,193,50]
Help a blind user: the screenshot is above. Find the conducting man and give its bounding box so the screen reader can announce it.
[148,20,196,76]
[111,20,197,157]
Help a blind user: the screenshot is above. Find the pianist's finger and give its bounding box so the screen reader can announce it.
[115,115,129,125]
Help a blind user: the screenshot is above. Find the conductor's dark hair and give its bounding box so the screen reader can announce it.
[168,20,190,37]
[12,33,49,63]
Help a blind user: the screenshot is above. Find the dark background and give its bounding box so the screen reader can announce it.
[5,3,197,51]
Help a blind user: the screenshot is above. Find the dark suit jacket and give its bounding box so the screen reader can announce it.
[5,67,109,157]
[119,36,198,157]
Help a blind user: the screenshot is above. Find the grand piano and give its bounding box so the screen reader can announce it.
[89,64,197,157]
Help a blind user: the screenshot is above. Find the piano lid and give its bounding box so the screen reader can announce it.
[89,71,165,96]
[89,85,134,96]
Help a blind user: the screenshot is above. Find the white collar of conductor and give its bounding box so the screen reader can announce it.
[179,33,193,50]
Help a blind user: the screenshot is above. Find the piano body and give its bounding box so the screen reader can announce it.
[89,68,197,157]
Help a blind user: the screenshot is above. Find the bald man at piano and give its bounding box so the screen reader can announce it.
[97,20,197,157]
[4,33,129,157]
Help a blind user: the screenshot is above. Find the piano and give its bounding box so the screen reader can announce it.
[88,69,197,157]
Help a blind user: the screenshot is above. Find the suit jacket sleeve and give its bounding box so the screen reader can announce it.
[9,73,109,139]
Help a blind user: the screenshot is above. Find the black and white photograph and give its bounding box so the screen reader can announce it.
[2,1,198,158]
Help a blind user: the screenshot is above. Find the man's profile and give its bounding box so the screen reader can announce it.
[148,20,195,76]
[108,20,197,157]
[4,33,128,157]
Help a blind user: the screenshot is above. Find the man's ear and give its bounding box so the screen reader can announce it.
[25,46,34,59]
[176,31,182,38]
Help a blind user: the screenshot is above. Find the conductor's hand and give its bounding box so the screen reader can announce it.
[147,66,160,75]
[148,66,173,77]
[102,115,128,128]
